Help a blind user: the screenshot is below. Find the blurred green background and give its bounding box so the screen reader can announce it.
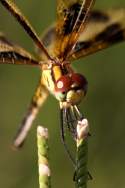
[0,0,125,188]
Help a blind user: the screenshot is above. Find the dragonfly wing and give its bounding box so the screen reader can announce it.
[0,0,51,60]
[54,0,95,61]
[69,8,125,60]
[0,33,40,66]
[13,82,49,148]
[40,9,125,62]
[36,24,56,60]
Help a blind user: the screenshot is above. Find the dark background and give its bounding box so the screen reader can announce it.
[0,0,125,188]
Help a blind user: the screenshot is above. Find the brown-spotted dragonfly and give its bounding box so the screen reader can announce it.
[0,0,125,163]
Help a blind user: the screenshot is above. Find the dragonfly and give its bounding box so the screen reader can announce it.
[0,0,125,158]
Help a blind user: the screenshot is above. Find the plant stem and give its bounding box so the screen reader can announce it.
[37,126,51,188]
[75,119,89,188]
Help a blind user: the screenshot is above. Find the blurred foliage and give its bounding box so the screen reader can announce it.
[0,0,125,188]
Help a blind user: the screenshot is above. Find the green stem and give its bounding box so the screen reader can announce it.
[75,119,89,188]
[37,126,51,188]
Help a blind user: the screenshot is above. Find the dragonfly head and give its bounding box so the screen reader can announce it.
[55,73,88,105]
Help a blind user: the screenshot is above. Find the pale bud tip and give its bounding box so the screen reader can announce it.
[77,118,89,140]
[39,164,51,176]
[37,126,48,139]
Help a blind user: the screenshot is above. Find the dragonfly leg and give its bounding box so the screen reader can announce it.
[60,107,76,166]
[13,82,49,149]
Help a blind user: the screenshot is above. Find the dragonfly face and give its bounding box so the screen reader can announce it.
[42,61,88,107]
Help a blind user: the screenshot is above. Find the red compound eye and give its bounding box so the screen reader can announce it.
[71,73,88,89]
[55,75,72,92]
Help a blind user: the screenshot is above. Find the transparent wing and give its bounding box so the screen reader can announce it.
[0,33,39,65]
[36,24,56,60]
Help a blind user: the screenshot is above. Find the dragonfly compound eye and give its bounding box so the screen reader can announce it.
[55,75,72,92]
[71,73,88,95]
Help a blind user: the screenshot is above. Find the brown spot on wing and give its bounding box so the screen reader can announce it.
[62,3,81,35]
[90,11,109,22]
[94,23,123,41]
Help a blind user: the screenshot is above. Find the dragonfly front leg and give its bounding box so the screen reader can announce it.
[13,82,49,149]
